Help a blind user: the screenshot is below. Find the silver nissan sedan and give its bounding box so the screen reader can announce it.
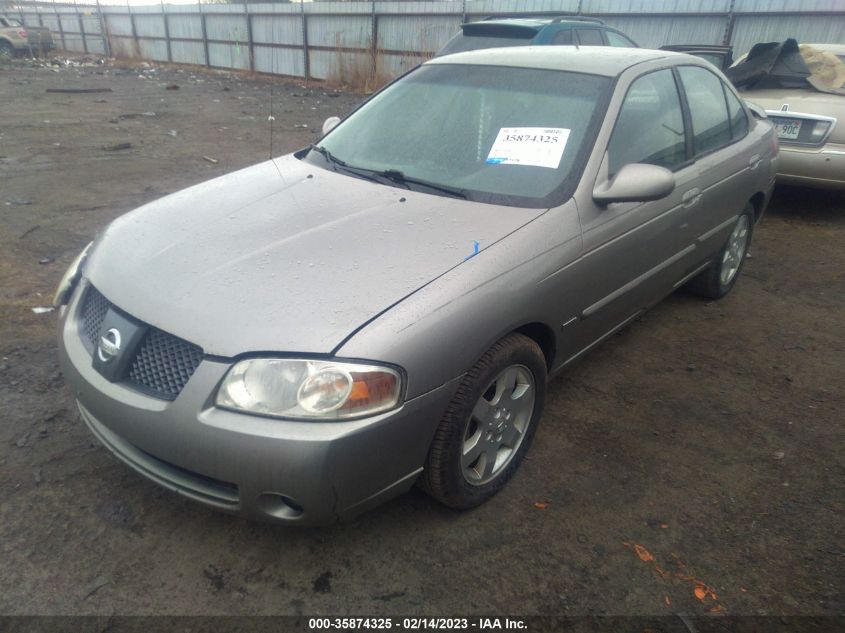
[56,47,778,525]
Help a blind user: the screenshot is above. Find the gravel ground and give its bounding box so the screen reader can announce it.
[1,56,843,620]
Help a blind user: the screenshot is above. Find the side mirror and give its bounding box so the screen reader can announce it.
[322,116,341,135]
[744,101,768,120]
[593,163,675,205]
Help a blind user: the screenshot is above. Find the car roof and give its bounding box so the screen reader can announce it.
[427,46,683,77]
[478,16,606,28]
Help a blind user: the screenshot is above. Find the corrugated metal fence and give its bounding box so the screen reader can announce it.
[8,0,845,81]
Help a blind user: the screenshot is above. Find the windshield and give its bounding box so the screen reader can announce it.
[309,64,611,208]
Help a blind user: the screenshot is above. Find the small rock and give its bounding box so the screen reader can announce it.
[165,84,179,90]
[686,363,696,372]
[773,451,785,460]
[101,142,132,152]
[39,257,54,265]
[16,433,30,448]
[33,468,42,484]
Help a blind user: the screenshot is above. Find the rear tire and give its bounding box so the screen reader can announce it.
[419,333,546,509]
[0,41,15,60]
[687,206,754,300]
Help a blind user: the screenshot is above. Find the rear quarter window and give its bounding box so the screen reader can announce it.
[724,86,749,140]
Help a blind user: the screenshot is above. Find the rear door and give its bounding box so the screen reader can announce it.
[675,65,760,263]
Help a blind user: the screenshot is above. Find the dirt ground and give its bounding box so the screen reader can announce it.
[1,56,843,620]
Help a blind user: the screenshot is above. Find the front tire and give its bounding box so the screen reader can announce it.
[687,207,754,300]
[419,333,547,509]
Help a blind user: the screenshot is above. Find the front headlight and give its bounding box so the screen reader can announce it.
[53,241,93,307]
[216,358,403,420]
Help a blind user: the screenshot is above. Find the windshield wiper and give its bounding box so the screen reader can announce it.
[372,169,468,200]
[309,147,467,200]
[309,144,347,168]
[309,145,385,184]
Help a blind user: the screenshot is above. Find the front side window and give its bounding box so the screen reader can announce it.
[577,29,604,46]
[678,66,732,155]
[607,69,686,178]
[312,64,611,208]
[606,31,636,48]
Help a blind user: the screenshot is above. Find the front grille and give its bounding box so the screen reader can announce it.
[81,286,110,348]
[79,286,203,400]
[128,328,204,399]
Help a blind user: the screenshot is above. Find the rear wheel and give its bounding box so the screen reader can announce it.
[419,333,546,509]
[0,41,15,60]
[687,207,754,299]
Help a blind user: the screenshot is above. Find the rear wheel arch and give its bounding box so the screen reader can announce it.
[749,191,766,223]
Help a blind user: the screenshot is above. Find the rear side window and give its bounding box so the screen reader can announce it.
[577,29,604,46]
[551,30,574,45]
[724,87,748,139]
[438,34,532,56]
[606,31,636,47]
[678,66,732,155]
[607,69,686,177]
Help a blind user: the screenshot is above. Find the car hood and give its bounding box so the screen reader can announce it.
[84,154,545,357]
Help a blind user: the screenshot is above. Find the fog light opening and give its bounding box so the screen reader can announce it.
[256,492,305,520]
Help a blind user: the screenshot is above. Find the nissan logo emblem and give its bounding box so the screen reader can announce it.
[97,327,122,363]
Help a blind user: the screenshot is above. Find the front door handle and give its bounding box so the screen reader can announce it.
[682,188,702,208]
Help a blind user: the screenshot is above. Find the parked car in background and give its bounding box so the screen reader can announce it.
[56,46,776,525]
[436,15,638,56]
[660,44,733,71]
[0,15,53,57]
[729,41,845,190]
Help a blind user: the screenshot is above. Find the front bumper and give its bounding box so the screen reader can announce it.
[776,142,845,190]
[58,283,458,525]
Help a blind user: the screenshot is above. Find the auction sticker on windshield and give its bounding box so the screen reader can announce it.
[486,127,570,168]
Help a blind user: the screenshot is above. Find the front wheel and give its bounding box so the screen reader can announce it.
[419,333,547,509]
[687,207,754,300]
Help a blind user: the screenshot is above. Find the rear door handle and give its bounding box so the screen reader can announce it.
[748,153,762,170]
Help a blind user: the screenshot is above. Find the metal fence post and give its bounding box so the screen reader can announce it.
[300,0,309,81]
[199,1,210,68]
[161,0,172,62]
[723,0,737,46]
[95,0,110,58]
[370,0,377,80]
[127,0,140,59]
[461,0,466,23]
[53,0,66,51]
[244,0,254,72]
[76,0,88,54]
